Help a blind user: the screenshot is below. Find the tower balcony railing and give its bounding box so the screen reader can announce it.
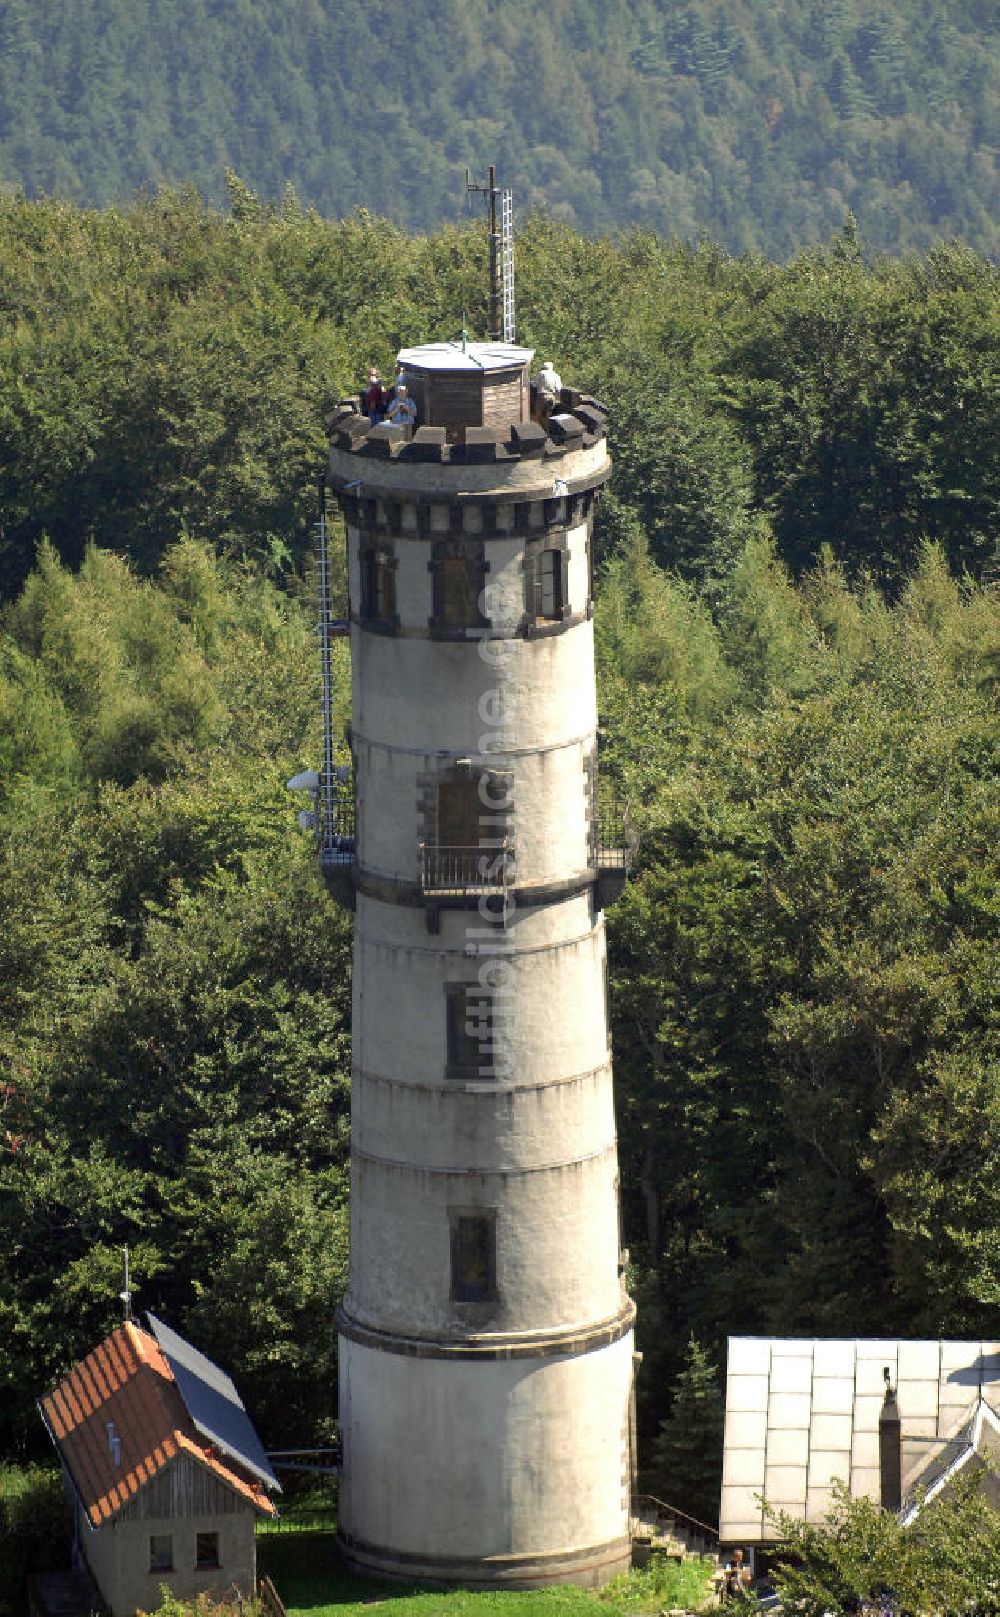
[592,800,636,907]
[319,793,356,872]
[419,841,512,897]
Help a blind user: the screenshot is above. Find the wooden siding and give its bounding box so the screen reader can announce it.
[482,370,526,429]
[425,373,483,429]
[412,367,527,432]
[116,1452,253,1520]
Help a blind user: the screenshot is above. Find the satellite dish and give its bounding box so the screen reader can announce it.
[287,768,320,792]
[297,810,316,831]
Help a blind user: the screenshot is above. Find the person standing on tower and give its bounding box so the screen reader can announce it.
[531,359,562,425]
[362,367,386,424]
[385,383,417,428]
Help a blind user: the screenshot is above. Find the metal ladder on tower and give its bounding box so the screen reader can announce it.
[500,188,515,343]
[314,487,352,872]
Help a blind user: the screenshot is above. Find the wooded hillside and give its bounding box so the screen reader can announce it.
[0,1,999,258]
[1,195,998,1522]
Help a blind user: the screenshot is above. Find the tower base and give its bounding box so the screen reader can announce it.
[337,1530,632,1590]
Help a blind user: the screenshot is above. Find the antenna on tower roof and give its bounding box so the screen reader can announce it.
[466,164,515,344]
[119,1247,133,1322]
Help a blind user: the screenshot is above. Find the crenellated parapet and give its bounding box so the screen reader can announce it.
[325,388,610,467]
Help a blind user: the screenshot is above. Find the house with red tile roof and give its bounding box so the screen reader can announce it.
[39,1317,278,1616]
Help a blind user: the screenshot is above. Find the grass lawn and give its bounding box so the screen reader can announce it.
[257,1533,716,1617]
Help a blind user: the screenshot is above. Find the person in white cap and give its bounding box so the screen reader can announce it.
[532,359,562,425]
[385,382,417,428]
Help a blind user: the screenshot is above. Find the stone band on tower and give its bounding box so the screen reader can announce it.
[324,343,635,1588]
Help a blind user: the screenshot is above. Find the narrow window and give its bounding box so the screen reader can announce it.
[434,554,485,630]
[539,548,565,619]
[361,546,395,626]
[423,774,509,893]
[446,985,496,1078]
[195,1531,220,1569]
[149,1534,173,1572]
[451,1213,496,1302]
[437,776,481,848]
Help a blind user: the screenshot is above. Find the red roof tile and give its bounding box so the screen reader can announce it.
[40,1322,276,1527]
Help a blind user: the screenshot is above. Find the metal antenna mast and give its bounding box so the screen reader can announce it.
[119,1247,133,1322]
[316,476,337,862]
[466,164,515,343]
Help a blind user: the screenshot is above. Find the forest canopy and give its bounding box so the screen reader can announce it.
[0,194,998,1533]
[0,0,999,259]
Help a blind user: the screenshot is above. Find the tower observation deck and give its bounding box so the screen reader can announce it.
[324,342,635,1588]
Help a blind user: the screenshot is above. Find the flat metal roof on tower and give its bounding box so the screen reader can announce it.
[398,341,534,372]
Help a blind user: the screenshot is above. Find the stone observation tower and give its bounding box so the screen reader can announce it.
[321,342,635,1587]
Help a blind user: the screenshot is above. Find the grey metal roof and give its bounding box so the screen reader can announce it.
[397,340,534,373]
[720,1336,1000,1544]
[900,1398,1000,1523]
[147,1312,281,1493]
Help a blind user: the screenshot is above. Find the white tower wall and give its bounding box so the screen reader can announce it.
[340,1335,635,1584]
[325,355,635,1588]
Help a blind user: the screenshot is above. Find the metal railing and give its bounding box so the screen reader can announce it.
[319,791,355,870]
[593,799,636,874]
[257,1505,338,1537]
[419,841,513,895]
[632,1491,720,1553]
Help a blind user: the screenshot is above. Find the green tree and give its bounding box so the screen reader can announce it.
[769,1477,1000,1615]
[645,1338,724,1525]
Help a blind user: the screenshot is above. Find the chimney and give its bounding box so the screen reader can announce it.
[879,1369,902,1511]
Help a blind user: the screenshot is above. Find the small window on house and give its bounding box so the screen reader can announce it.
[446,985,496,1077]
[149,1534,173,1572]
[451,1213,496,1302]
[361,546,396,626]
[195,1531,220,1569]
[432,553,486,631]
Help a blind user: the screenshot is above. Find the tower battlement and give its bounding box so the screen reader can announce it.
[326,393,608,467]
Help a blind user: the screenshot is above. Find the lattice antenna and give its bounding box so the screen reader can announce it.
[315,476,337,859]
[466,164,515,342]
[500,185,515,343]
